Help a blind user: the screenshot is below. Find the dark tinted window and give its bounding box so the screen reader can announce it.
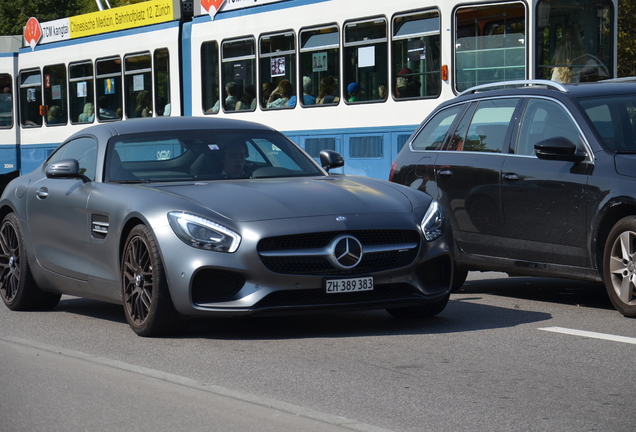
[411,105,463,150]
[517,98,583,156]
[579,95,636,152]
[457,99,518,153]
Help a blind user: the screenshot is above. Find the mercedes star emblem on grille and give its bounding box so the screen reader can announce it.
[328,235,363,269]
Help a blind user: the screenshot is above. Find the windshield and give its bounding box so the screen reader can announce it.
[535,0,613,83]
[579,95,636,152]
[106,128,324,182]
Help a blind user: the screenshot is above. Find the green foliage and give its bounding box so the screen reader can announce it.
[618,0,636,77]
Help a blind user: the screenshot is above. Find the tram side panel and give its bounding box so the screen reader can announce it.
[0,52,19,178]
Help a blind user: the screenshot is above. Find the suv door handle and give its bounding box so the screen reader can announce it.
[502,173,519,182]
[437,169,452,179]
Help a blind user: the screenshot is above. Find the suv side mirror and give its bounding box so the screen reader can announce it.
[319,150,345,172]
[534,137,586,163]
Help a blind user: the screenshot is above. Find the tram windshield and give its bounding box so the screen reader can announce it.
[536,0,613,84]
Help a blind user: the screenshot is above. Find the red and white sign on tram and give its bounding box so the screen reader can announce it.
[200,0,226,19]
[23,17,42,51]
[197,0,289,18]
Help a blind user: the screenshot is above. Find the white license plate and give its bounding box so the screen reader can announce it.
[325,276,374,293]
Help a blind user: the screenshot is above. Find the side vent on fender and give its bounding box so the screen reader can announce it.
[91,214,109,239]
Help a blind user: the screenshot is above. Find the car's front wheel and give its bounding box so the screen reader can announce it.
[603,216,636,318]
[386,293,450,319]
[121,224,185,336]
[451,264,468,293]
[0,213,60,311]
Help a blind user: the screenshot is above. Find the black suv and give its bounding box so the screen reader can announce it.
[390,80,636,318]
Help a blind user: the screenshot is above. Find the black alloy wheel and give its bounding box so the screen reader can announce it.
[0,213,60,311]
[122,224,184,336]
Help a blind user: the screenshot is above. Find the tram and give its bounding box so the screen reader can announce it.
[0,0,618,179]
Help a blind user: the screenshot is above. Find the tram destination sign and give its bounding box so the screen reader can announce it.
[23,0,180,49]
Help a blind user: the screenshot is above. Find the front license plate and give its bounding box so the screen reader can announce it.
[325,276,374,293]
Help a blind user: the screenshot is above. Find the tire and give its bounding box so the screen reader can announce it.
[603,216,636,318]
[0,213,61,311]
[451,264,468,293]
[121,224,185,336]
[386,293,450,319]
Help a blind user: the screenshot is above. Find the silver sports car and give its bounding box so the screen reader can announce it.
[0,117,453,336]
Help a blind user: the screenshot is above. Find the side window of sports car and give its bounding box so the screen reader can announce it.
[47,137,98,181]
[411,105,463,150]
[516,98,584,156]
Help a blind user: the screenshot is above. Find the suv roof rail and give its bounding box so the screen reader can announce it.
[458,80,569,96]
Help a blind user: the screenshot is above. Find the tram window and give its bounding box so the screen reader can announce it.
[350,136,383,158]
[455,3,526,92]
[125,53,153,118]
[154,49,170,116]
[299,25,339,107]
[0,74,13,128]
[70,62,94,124]
[535,0,612,82]
[96,57,122,121]
[260,31,296,110]
[392,10,441,100]
[304,137,336,158]
[344,17,388,104]
[19,69,42,128]
[219,38,256,113]
[43,64,67,126]
[201,41,220,115]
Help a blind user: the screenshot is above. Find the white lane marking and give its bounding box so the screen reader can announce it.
[538,327,636,345]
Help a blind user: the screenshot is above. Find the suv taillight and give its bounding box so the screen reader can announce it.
[388,161,397,182]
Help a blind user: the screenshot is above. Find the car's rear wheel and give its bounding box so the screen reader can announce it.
[603,216,636,318]
[122,224,185,336]
[386,293,450,319]
[0,213,60,311]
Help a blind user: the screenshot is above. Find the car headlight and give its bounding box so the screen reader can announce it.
[168,212,241,253]
[421,200,444,241]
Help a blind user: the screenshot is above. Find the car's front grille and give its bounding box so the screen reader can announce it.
[258,230,419,251]
[260,250,418,275]
[257,230,420,275]
[254,283,421,309]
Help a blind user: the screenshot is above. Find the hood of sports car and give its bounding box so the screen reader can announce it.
[151,176,416,222]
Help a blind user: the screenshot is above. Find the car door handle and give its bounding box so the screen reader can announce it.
[36,188,49,199]
[437,169,452,179]
[502,173,519,182]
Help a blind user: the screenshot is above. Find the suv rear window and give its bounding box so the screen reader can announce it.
[579,95,636,152]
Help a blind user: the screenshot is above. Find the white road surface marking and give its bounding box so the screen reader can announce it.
[538,327,636,345]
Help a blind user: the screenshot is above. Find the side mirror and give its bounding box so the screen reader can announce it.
[45,159,90,182]
[534,137,586,163]
[319,150,345,172]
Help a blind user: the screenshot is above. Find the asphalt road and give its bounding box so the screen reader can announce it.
[1,272,635,432]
